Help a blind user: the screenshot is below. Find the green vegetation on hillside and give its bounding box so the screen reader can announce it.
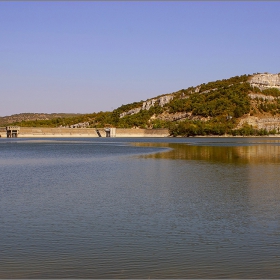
[0,113,81,127]
[248,87,280,116]
[251,87,280,97]
[111,104,165,128]
[168,117,236,137]
[168,119,278,137]
[198,74,250,92]
[166,75,257,136]
[12,114,92,128]
[168,82,251,118]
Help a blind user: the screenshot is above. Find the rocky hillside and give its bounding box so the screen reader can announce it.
[118,73,280,120]
[109,73,280,136]
[3,73,280,136]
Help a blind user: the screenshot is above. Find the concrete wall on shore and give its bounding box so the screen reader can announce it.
[18,127,103,137]
[115,128,169,137]
[10,127,170,138]
[0,127,6,138]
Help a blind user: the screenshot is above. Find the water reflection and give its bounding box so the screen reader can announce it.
[135,141,280,164]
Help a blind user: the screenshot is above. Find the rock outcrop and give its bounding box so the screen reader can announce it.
[248,93,275,101]
[249,73,280,90]
[142,94,174,110]
[120,94,173,118]
[238,116,280,131]
[155,112,211,122]
[119,107,141,118]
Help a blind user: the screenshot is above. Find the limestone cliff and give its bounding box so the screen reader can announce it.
[238,116,280,131]
[249,73,280,90]
[120,94,173,118]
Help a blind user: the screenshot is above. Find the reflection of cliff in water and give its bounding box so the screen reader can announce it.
[135,142,280,164]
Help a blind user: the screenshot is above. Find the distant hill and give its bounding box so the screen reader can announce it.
[0,113,82,127]
[3,73,280,136]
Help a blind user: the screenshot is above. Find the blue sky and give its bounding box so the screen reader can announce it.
[1,1,280,116]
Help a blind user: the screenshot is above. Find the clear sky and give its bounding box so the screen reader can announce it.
[1,1,280,116]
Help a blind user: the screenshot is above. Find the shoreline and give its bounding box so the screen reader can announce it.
[1,127,280,138]
[2,134,280,138]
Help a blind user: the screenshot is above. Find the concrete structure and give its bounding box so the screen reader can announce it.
[104,127,116,137]
[6,126,20,137]
[115,128,169,137]
[11,127,169,138]
[18,127,105,137]
[0,127,6,138]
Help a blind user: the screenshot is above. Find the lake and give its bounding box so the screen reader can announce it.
[0,137,280,278]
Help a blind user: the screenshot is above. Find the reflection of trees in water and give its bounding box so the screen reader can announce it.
[134,142,280,164]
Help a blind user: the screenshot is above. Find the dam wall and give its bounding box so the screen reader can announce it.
[0,127,6,137]
[18,127,103,137]
[115,128,169,137]
[8,127,169,138]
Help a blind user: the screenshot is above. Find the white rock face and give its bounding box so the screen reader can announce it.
[249,73,280,90]
[120,94,173,118]
[142,99,157,110]
[119,107,141,118]
[158,95,174,107]
[238,116,280,131]
[68,122,89,128]
[142,95,174,110]
[156,112,190,121]
[248,93,275,101]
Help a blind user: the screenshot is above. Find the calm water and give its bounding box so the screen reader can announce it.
[0,137,280,278]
